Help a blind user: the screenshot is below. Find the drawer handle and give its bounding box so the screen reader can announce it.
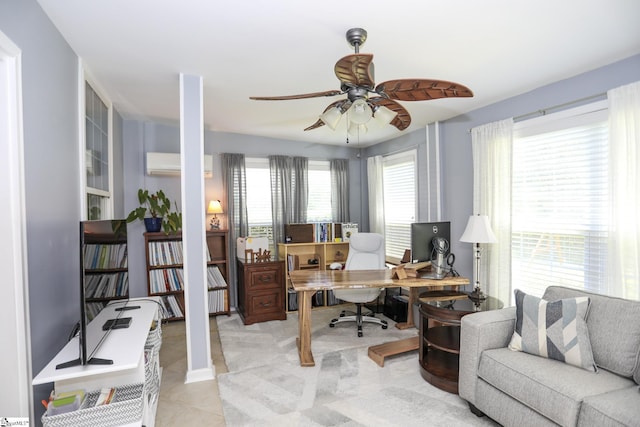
[258,274,273,282]
[260,301,273,307]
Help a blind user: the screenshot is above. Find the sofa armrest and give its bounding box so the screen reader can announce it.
[459,306,516,404]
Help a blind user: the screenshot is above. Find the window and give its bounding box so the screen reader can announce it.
[245,158,273,243]
[245,158,334,247]
[511,103,609,297]
[306,160,332,222]
[84,79,113,220]
[383,150,417,258]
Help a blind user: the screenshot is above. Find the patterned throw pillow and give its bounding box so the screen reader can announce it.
[508,289,597,372]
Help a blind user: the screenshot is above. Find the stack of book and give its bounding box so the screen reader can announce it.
[207,266,228,289]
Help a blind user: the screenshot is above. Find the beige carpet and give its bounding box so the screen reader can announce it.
[217,307,499,426]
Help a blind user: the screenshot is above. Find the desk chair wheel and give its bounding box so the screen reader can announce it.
[329,312,388,337]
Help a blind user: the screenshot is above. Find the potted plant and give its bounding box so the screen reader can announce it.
[126,189,182,233]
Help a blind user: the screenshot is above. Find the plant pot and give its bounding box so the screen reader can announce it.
[144,217,163,232]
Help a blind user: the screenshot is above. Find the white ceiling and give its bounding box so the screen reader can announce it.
[37,0,640,147]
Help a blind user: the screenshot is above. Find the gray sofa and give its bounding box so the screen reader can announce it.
[459,286,640,427]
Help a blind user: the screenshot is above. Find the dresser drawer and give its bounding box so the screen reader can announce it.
[249,291,283,316]
[248,266,282,290]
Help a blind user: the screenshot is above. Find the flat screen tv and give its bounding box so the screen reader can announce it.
[56,219,133,369]
[410,221,451,277]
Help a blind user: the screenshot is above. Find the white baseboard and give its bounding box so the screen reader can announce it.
[184,364,216,384]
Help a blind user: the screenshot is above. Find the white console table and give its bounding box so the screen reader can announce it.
[33,297,162,427]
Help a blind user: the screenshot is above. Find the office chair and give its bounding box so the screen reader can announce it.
[329,233,388,337]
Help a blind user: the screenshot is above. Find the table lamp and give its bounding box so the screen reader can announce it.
[207,200,223,230]
[460,215,497,310]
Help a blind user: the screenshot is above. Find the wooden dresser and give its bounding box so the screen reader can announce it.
[236,257,286,325]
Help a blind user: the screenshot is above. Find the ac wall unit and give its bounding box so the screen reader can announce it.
[146,152,213,178]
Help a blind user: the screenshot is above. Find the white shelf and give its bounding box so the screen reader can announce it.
[34,298,159,386]
[33,297,161,426]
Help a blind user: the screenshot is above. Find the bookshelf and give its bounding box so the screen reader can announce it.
[83,232,129,318]
[144,230,230,321]
[205,230,230,316]
[278,241,350,312]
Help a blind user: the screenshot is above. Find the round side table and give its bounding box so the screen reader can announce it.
[418,302,474,394]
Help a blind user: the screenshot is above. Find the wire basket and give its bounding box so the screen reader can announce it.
[144,346,161,397]
[145,321,162,349]
[42,383,144,427]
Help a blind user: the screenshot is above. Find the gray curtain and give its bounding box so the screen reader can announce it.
[269,156,292,257]
[291,156,308,223]
[330,158,350,222]
[269,155,308,257]
[221,153,248,309]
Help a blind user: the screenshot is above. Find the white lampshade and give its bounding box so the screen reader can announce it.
[373,105,397,126]
[348,98,372,125]
[348,121,367,136]
[319,107,343,130]
[207,200,223,214]
[460,215,497,244]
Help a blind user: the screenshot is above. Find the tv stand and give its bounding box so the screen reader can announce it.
[34,298,162,426]
[88,357,114,365]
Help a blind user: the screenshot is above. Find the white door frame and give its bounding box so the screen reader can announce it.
[0,30,33,419]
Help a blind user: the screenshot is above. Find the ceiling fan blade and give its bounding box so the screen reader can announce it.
[304,119,325,131]
[369,97,411,131]
[375,79,473,102]
[250,90,343,101]
[304,100,351,131]
[334,54,375,89]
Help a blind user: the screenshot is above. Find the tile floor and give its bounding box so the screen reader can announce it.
[155,318,228,426]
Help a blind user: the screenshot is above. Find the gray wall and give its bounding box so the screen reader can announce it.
[0,2,129,422]
[0,0,81,422]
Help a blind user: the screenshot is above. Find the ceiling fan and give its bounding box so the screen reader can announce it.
[250,28,473,134]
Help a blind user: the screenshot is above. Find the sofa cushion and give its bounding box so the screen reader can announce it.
[478,348,635,427]
[544,286,640,379]
[508,289,596,371]
[578,386,640,427]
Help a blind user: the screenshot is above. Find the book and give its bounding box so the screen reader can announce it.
[95,387,115,406]
[47,389,84,416]
[341,223,358,241]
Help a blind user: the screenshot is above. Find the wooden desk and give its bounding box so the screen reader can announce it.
[288,269,468,367]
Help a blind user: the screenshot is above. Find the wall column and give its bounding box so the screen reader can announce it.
[180,73,214,383]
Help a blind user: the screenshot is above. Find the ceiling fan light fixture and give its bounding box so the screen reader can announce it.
[348,121,367,136]
[320,107,343,130]
[348,98,372,125]
[373,105,397,126]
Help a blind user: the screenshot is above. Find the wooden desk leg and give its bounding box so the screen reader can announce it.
[296,290,315,367]
[395,287,420,330]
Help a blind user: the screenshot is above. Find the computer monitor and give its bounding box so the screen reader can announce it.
[410,221,451,264]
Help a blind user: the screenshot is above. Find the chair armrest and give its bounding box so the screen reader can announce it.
[459,306,516,404]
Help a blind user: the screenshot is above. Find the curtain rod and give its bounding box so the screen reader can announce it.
[513,92,606,122]
[467,92,607,133]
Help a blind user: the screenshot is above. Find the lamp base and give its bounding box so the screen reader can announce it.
[468,287,487,311]
[209,216,220,230]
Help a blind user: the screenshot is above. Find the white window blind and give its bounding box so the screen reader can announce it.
[512,103,609,297]
[383,150,416,259]
[245,157,272,227]
[307,160,332,222]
